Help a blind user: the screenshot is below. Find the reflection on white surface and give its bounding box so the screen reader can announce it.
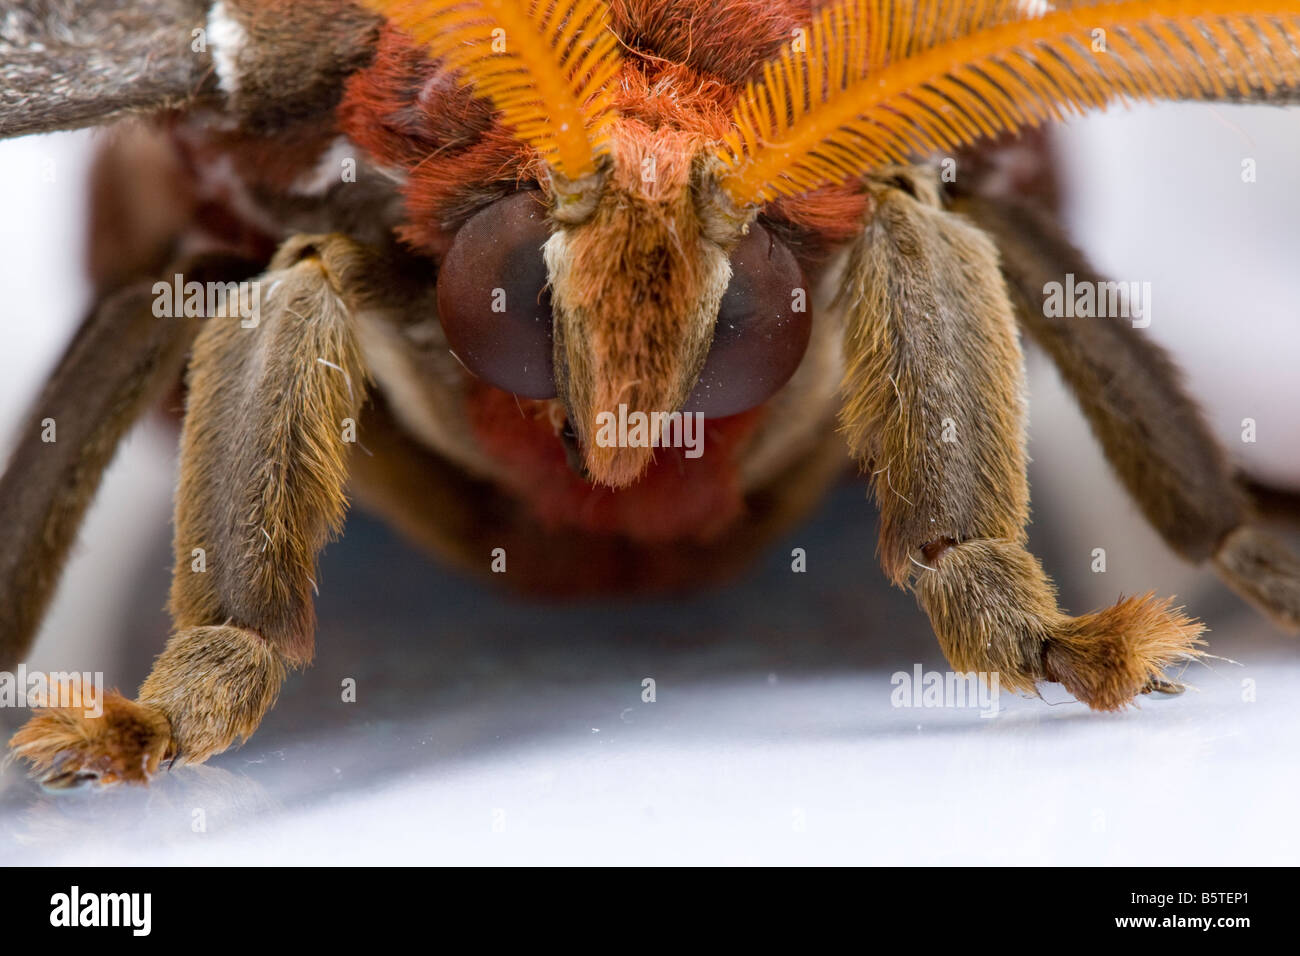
[2,656,1296,865]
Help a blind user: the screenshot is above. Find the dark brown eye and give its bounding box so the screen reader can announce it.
[436,190,557,399]
[683,224,811,417]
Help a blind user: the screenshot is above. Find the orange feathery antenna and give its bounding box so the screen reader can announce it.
[363,0,622,178]
[717,0,1300,205]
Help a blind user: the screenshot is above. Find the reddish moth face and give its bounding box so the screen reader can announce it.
[434,136,811,488]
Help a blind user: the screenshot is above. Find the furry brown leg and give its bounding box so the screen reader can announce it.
[841,170,1204,710]
[0,255,259,671]
[1237,474,1300,530]
[961,194,1300,633]
[11,235,370,786]
[9,692,170,789]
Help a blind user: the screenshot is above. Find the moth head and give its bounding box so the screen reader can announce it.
[377,0,812,486]
[372,0,1300,486]
[434,135,809,487]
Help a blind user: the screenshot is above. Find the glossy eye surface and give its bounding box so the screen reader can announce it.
[436,190,557,399]
[683,223,811,417]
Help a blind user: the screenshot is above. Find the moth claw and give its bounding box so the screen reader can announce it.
[1141,675,1186,697]
[41,769,100,791]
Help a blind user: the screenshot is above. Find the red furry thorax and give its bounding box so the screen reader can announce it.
[466,383,764,542]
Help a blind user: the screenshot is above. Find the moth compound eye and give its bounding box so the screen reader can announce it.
[683,224,811,417]
[436,190,557,399]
